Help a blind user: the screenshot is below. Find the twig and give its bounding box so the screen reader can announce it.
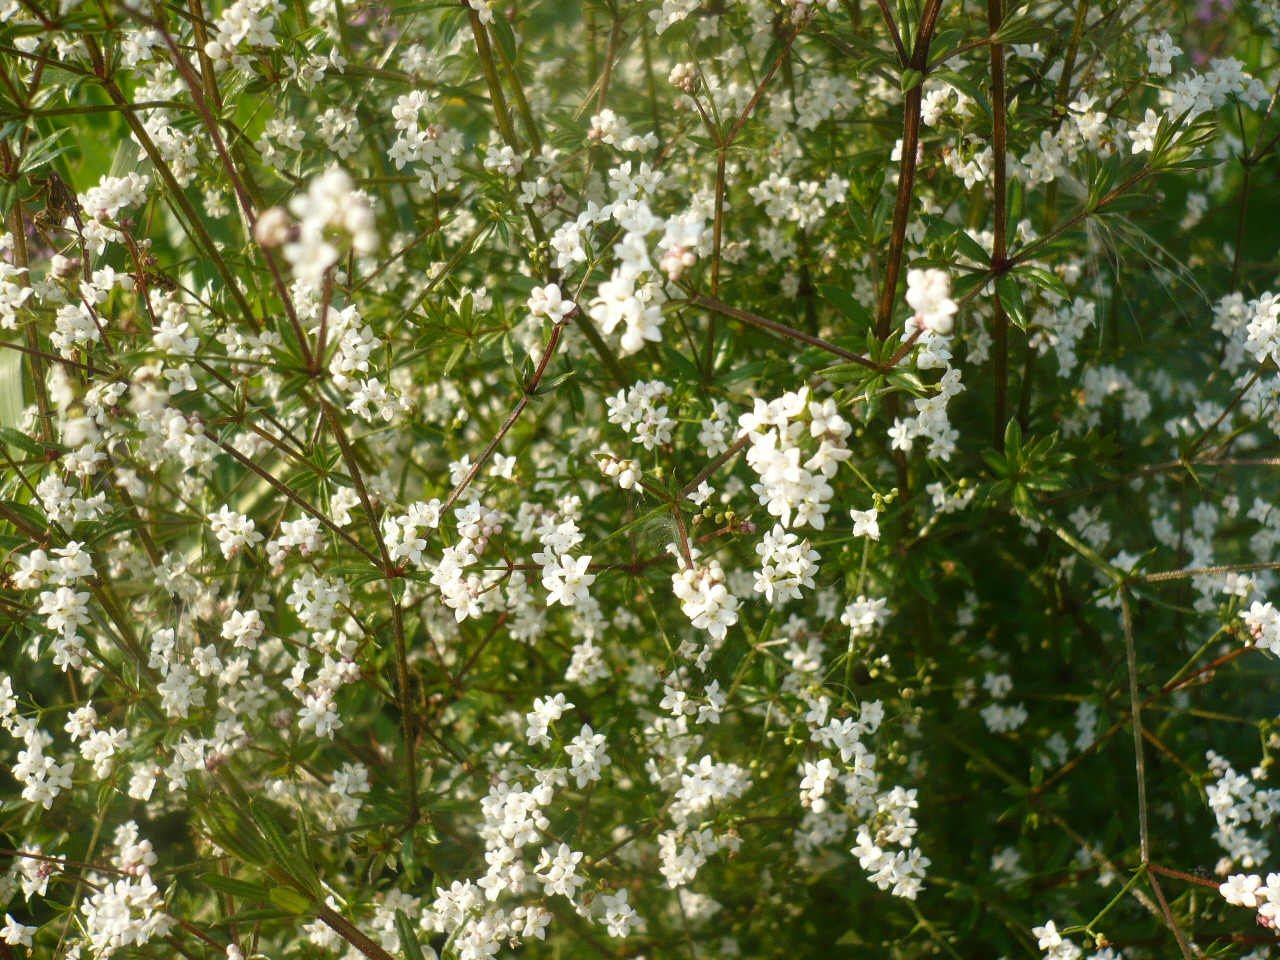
[679,434,751,500]
[214,437,382,565]
[1139,560,1280,583]
[988,0,1010,450]
[7,199,53,444]
[874,0,944,337]
[686,294,876,367]
[1120,589,1150,865]
[388,588,419,829]
[874,0,908,65]
[441,318,568,514]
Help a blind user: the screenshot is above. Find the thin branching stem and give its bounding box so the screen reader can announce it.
[1120,589,1150,865]
[987,0,1009,450]
[8,200,53,445]
[686,294,877,367]
[874,0,944,338]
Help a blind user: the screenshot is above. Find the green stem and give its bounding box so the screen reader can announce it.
[488,20,543,156]
[321,399,393,573]
[388,585,419,829]
[1120,589,1150,865]
[1071,865,1147,936]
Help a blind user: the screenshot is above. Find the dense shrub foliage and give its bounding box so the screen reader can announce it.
[0,0,1279,957]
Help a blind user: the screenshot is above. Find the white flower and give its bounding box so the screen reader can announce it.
[1032,919,1062,951]
[1220,873,1262,908]
[851,508,880,541]
[526,693,574,748]
[905,268,957,335]
[672,559,740,640]
[535,843,585,898]
[207,506,264,559]
[282,167,378,289]
[528,283,573,322]
[1128,108,1161,154]
[542,554,596,607]
[565,723,611,787]
[1,914,36,947]
[484,144,523,177]
[466,0,494,23]
[599,888,640,937]
[221,609,265,649]
[799,758,835,812]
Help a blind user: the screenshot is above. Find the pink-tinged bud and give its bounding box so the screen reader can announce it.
[50,255,79,278]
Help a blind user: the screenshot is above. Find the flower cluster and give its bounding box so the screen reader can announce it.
[740,388,852,529]
[2,1,1278,958]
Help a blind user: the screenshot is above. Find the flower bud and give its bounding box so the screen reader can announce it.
[254,206,292,247]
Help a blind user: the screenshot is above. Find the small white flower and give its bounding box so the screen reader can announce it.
[1220,873,1262,908]
[1032,919,1062,951]
[851,508,880,541]
[1,914,36,947]
[905,268,957,335]
[542,554,596,607]
[528,283,573,322]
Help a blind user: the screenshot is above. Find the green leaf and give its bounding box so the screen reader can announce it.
[490,16,518,66]
[1161,156,1222,172]
[200,873,272,902]
[0,498,45,533]
[213,906,298,925]
[250,799,293,861]
[535,369,575,396]
[1011,483,1034,518]
[661,345,701,383]
[589,501,669,551]
[983,450,1010,476]
[0,181,17,224]
[1099,192,1158,214]
[885,368,928,395]
[953,229,991,267]
[933,70,991,120]
[205,807,272,868]
[993,8,1055,45]
[268,887,313,915]
[251,799,322,896]
[1090,150,1124,206]
[396,909,437,960]
[1017,265,1069,301]
[814,34,896,88]
[995,274,1027,329]
[926,28,966,66]
[0,425,45,458]
[326,562,386,588]
[1004,419,1023,458]
[952,271,990,301]
[442,340,467,376]
[1007,178,1024,230]
[818,361,878,385]
[18,129,73,174]
[718,361,768,386]
[1026,471,1070,491]
[816,284,874,330]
